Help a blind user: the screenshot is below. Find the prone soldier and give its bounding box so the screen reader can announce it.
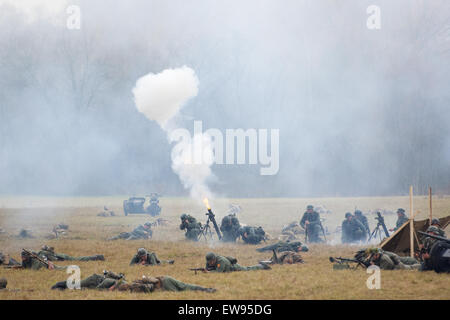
[129,248,174,266]
[204,252,271,272]
[108,222,153,240]
[368,248,420,270]
[39,245,104,262]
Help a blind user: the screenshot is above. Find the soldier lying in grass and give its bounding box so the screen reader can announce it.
[51,270,215,293]
[203,252,271,272]
[39,245,105,262]
[129,248,174,266]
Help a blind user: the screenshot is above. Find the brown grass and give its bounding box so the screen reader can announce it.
[0,196,449,300]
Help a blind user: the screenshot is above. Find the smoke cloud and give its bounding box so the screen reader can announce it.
[133,66,214,200]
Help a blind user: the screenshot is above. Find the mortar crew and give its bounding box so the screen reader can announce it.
[21,249,64,270]
[129,248,174,266]
[257,240,309,253]
[204,252,271,272]
[354,210,370,235]
[117,276,216,293]
[390,208,409,232]
[368,248,420,270]
[220,213,241,242]
[239,226,266,245]
[300,205,322,243]
[179,213,202,241]
[418,226,442,271]
[38,245,105,262]
[51,270,126,290]
[430,218,446,237]
[341,212,366,243]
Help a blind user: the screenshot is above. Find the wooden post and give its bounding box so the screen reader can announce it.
[409,185,414,257]
[429,187,432,224]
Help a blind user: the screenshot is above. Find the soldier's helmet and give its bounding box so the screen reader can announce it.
[144,222,152,227]
[345,212,352,218]
[354,210,362,216]
[397,208,405,215]
[431,218,441,226]
[427,226,440,235]
[180,213,188,220]
[0,278,7,289]
[205,252,216,261]
[306,205,314,210]
[137,248,148,256]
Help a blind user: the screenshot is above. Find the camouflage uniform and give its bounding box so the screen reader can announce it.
[38,246,104,262]
[256,240,308,253]
[431,219,446,237]
[108,223,152,240]
[205,252,269,272]
[300,205,323,243]
[239,226,266,245]
[180,214,202,241]
[270,251,304,264]
[220,214,241,242]
[341,213,367,243]
[117,276,216,293]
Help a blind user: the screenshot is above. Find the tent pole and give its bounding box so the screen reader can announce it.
[429,186,432,224]
[409,185,414,257]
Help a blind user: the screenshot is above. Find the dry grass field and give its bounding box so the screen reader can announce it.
[0,196,449,300]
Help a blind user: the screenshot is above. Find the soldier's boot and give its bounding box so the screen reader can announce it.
[258,261,272,270]
[51,281,68,290]
[200,287,217,293]
[94,254,105,261]
[166,260,175,264]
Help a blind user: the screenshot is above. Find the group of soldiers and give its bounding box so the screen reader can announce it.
[179,213,267,245]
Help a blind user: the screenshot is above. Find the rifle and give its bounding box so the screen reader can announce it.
[329,256,368,269]
[22,248,50,269]
[189,267,209,274]
[319,220,327,242]
[206,209,222,240]
[417,231,449,243]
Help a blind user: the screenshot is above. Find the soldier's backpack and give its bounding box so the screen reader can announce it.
[225,256,238,264]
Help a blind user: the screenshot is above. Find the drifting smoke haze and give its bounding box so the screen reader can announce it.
[133,66,215,201]
[0,0,450,198]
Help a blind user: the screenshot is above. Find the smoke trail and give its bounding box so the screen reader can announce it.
[132,66,214,200]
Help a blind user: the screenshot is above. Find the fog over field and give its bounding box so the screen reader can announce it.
[1,0,450,198]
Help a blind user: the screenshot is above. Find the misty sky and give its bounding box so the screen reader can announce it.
[0,0,449,197]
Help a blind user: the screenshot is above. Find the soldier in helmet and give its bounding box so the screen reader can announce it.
[300,205,323,243]
[418,226,443,271]
[389,208,409,232]
[108,222,153,240]
[368,248,420,270]
[257,240,308,253]
[38,245,104,262]
[220,214,241,242]
[179,214,202,241]
[354,210,370,238]
[20,249,64,270]
[52,270,126,290]
[117,275,216,293]
[341,213,366,243]
[129,248,174,266]
[430,218,446,237]
[239,226,266,245]
[204,252,271,272]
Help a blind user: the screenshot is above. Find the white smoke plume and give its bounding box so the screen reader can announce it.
[133,66,214,200]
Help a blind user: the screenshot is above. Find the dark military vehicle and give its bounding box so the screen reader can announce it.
[123,193,161,216]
